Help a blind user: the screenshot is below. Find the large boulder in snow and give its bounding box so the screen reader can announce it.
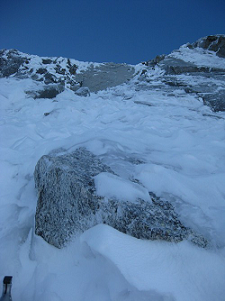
[34,148,207,249]
[34,148,112,248]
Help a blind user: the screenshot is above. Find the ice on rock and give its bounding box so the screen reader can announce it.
[94,172,152,203]
[34,148,207,249]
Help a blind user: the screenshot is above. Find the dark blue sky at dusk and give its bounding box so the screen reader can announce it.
[1,0,225,64]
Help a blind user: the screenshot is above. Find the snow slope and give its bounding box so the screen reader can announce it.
[0,44,225,300]
[81,224,225,301]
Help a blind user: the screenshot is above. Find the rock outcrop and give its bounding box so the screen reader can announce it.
[191,34,225,58]
[74,63,135,92]
[138,35,225,112]
[34,148,207,249]
[1,36,225,111]
[0,49,135,95]
[0,49,27,77]
[75,87,90,97]
[26,84,65,99]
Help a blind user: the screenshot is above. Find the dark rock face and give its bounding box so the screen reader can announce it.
[0,49,27,77]
[201,89,225,112]
[67,59,77,75]
[26,84,64,99]
[34,148,207,249]
[42,58,53,65]
[192,35,225,58]
[36,68,47,75]
[43,72,58,84]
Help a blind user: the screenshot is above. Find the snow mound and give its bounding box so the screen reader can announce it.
[81,224,225,301]
[94,172,152,203]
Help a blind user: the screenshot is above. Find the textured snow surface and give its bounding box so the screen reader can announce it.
[81,224,225,301]
[0,60,225,301]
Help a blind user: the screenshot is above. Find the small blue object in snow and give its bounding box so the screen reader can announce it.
[0,277,12,301]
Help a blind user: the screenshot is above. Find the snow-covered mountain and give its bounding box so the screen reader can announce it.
[0,35,225,301]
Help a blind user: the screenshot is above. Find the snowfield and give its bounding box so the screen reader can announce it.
[0,60,225,301]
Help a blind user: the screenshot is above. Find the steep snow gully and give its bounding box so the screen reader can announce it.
[0,35,225,301]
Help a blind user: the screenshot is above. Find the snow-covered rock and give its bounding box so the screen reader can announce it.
[26,83,64,99]
[1,36,225,111]
[191,34,225,58]
[75,86,90,97]
[34,147,112,248]
[0,49,135,93]
[140,35,225,111]
[34,148,207,248]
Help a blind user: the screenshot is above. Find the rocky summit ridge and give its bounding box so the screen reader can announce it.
[0,48,135,96]
[1,34,225,110]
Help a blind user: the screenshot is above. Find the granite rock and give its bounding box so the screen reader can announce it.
[34,148,207,248]
[34,148,112,248]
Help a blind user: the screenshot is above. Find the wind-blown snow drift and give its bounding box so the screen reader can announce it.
[81,224,225,301]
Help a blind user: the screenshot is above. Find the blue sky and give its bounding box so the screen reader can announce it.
[1,0,225,64]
